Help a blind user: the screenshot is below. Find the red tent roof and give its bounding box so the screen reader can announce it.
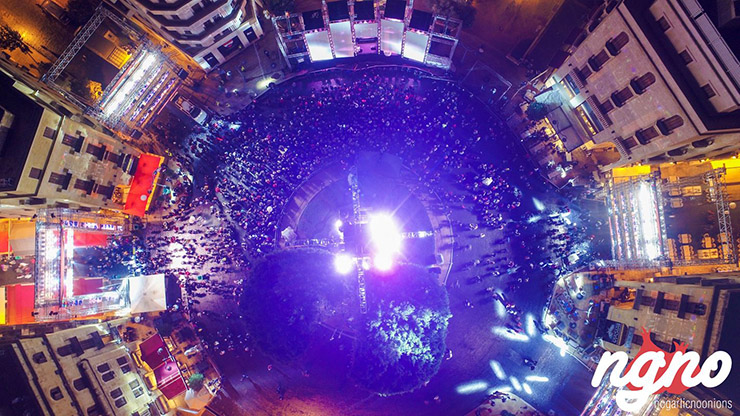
[73,278,103,296]
[124,153,163,217]
[5,284,35,325]
[73,232,109,247]
[155,358,187,399]
[0,230,9,254]
[139,333,169,369]
[159,373,187,400]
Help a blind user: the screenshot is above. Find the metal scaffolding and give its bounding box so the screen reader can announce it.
[706,168,736,264]
[42,5,139,84]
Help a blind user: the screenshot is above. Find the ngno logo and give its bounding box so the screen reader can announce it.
[591,328,732,412]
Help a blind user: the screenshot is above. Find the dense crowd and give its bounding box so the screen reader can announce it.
[206,68,523,260]
[127,67,604,406]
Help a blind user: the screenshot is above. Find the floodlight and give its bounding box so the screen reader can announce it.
[374,252,393,271]
[369,213,402,253]
[334,253,354,275]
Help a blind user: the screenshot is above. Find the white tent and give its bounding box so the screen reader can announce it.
[128,274,167,314]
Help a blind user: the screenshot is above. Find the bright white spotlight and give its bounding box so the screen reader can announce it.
[334,253,354,275]
[510,376,522,392]
[334,219,343,232]
[522,382,533,395]
[369,213,402,253]
[455,380,489,395]
[492,327,530,342]
[489,360,506,380]
[374,252,393,271]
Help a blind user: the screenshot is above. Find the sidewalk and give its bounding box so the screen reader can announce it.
[183,15,288,117]
[466,392,546,416]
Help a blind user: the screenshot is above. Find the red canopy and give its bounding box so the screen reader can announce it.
[73,278,103,296]
[73,232,109,247]
[124,153,164,217]
[0,230,8,254]
[5,284,35,324]
[155,358,187,399]
[139,333,169,369]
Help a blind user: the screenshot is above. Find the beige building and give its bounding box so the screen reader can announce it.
[0,62,145,218]
[4,321,170,416]
[539,0,740,170]
[107,0,264,70]
[588,273,740,413]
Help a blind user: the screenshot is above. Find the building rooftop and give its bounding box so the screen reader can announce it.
[0,70,45,193]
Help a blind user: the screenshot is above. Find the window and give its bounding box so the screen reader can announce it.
[116,356,128,365]
[679,49,693,64]
[97,363,111,373]
[73,378,88,391]
[129,379,140,389]
[133,387,144,398]
[50,387,64,401]
[114,397,127,409]
[657,115,684,135]
[574,102,604,136]
[631,72,656,94]
[611,87,634,107]
[588,49,610,71]
[606,32,629,55]
[621,136,639,150]
[701,83,716,99]
[576,65,592,83]
[101,371,115,382]
[62,134,82,151]
[561,74,580,98]
[667,147,689,156]
[28,168,43,180]
[48,172,71,189]
[636,126,659,144]
[692,138,714,148]
[43,127,56,139]
[110,388,123,399]
[599,99,614,114]
[657,16,671,31]
[87,404,102,416]
[32,352,47,363]
[120,364,131,374]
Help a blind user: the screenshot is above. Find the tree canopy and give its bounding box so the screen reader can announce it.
[0,25,30,54]
[351,264,451,395]
[239,248,351,362]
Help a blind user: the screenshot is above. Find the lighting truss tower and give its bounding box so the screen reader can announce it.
[348,167,368,314]
[705,168,736,264]
[42,4,140,84]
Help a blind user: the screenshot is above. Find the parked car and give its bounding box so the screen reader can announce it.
[175,96,209,125]
[38,0,70,25]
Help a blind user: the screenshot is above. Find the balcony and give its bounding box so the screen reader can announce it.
[165,0,249,43]
[136,0,199,12]
[148,0,231,29]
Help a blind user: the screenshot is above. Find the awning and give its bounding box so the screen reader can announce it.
[139,333,169,369]
[128,274,167,314]
[155,358,187,399]
[0,220,35,256]
[73,278,104,296]
[124,153,164,217]
[4,284,35,325]
[73,232,109,247]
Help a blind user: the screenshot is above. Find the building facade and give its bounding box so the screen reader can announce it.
[1,321,170,416]
[539,0,740,170]
[0,62,148,218]
[108,0,263,70]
